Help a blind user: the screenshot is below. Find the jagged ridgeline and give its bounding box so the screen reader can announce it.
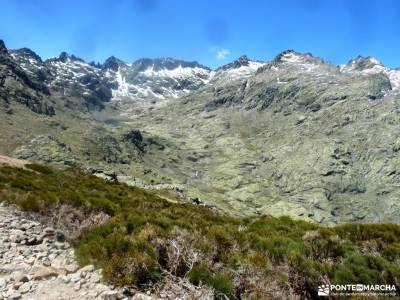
[1,38,400,224]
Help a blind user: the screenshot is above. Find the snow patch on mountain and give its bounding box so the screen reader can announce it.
[140,65,211,81]
[9,50,46,77]
[110,61,213,106]
[113,70,130,98]
[341,56,400,92]
[47,57,101,87]
[278,51,323,72]
[221,61,265,80]
[212,57,265,84]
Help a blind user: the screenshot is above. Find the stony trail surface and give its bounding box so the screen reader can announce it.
[0,202,154,300]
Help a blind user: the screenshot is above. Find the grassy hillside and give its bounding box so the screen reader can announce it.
[0,164,399,299]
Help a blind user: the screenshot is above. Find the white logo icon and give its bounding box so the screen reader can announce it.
[356,284,364,291]
[318,285,330,296]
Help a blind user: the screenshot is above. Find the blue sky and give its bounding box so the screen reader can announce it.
[0,0,399,69]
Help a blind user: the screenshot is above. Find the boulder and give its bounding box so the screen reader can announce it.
[7,292,22,300]
[31,266,59,280]
[18,282,31,294]
[101,290,119,300]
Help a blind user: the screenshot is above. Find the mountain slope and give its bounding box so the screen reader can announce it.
[0,41,53,115]
[2,39,400,224]
[124,51,400,224]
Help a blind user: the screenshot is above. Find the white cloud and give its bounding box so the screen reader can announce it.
[209,46,231,60]
[216,48,230,60]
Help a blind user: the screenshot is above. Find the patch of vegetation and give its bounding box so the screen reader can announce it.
[26,163,54,175]
[0,164,399,298]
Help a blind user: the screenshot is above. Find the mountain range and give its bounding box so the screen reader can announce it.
[1,39,400,225]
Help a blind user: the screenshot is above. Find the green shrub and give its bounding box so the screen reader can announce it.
[383,243,400,262]
[89,197,119,215]
[207,225,235,261]
[188,266,235,297]
[290,253,332,279]
[333,254,392,285]
[103,250,160,286]
[19,193,41,211]
[211,273,235,297]
[26,163,54,175]
[10,178,33,191]
[253,236,309,263]
[187,264,212,286]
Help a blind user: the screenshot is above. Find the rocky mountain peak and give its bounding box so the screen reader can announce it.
[89,61,102,68]
[56,52,85,63]
[132,58,209,72]
[269,50,326,70]
[237,55,249,62]
[11,48,43,63]
[274,50,299,62]
[345,55,383,71]
[110,57,212,106]
[274,50,322,63]
[212,55,266,83]
[217,55,251,71]
[102,56,126,71]
[58,52,69,62]
[0,39,8,54]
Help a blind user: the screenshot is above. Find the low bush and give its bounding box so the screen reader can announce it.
[211,272,235,298]
[26,163,54,175]
[187,264,212,286]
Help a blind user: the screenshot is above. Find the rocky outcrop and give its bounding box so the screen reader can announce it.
[45,53,113,111]
[0,41,54,116]
[102,56,126,72]
[0,40,7,54]
[13,135,77,166]
[122,130,145,152]
[0,202,132,300]
[216,55,250,71]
